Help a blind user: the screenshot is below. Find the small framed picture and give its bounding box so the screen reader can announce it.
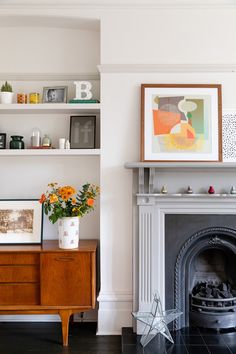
[70,115,96,149]
[0,133,6,149]
[42,86,68,103]
[0,200,43,245]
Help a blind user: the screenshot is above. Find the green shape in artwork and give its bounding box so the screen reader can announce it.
[187,113,192,119]
[186,99,204,135]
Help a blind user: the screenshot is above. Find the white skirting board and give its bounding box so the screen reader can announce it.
[97,291,133,335]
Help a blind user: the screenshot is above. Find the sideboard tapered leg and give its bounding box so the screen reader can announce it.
[59,310,72,346]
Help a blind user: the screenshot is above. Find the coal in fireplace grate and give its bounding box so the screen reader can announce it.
[190,281,236,330]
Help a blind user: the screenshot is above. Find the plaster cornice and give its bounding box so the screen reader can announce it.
[1,2,236,10]
[99,64,236,73]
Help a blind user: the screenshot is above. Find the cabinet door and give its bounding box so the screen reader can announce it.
[40,252,94,306]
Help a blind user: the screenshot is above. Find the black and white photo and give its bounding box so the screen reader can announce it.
[42,86,68,103]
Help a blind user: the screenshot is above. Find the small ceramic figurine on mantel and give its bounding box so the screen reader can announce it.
[161,186,168,194]
[208,186,215,194]
[186,186,193,194]
[230,186,236,195]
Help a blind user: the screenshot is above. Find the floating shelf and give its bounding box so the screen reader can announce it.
[0,149,101,156]
[0,103,100,114]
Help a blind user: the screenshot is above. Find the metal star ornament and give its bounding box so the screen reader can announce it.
[132,293,182,348]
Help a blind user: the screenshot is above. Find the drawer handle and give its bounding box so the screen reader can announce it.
[54,257,75,262]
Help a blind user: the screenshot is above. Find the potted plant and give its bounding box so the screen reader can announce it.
[39,182,100,249]
[0,81,14,104]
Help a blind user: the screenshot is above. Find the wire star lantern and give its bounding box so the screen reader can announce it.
[132,293,183,348]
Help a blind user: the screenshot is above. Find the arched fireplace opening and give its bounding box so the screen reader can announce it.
[174,227,236,330]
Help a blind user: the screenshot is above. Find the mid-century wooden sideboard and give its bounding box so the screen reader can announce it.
[0,239,97,346]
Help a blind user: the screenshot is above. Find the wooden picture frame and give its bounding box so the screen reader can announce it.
[141,84,222,162]
[0,200,43,245]
[70,115,96,149]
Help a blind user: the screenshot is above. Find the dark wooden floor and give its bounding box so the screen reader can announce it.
[0,322,121,354]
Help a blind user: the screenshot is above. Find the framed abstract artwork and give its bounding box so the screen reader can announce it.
[0,200,43,245]
[141,84,222,162]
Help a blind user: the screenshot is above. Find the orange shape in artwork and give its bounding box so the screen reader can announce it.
[153,110,181,135]
[187,128,195,139]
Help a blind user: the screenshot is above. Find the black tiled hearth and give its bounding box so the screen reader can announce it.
[122,327,236,354]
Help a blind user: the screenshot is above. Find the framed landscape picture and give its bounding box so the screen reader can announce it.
[0,200,43,245]
[141,84,222,162]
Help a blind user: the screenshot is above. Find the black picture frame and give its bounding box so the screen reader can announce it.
[70,115,96,149]
[0,199,43,245]
[0,133,6,149]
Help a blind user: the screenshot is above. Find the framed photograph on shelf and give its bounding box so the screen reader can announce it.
[42,86,68,103]
[0,200,43,245]
[0,133,6,149]
[141,84,222,162]
[70,115,96,149]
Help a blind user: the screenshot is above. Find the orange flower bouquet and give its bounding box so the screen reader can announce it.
[39,182,100,224]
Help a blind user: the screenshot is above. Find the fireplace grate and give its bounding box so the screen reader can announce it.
[191,295,236,312]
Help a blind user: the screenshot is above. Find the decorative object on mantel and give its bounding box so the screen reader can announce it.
[39,182,100,249]
[230,186,236,194]
[0,133,6,149]
[74,81,93,100]
[186,186,193,194]
[9,135,24,149]
[0,199,42,244]
[132,292,182,348]
[141,84,222,162]
[42,86,68,103]
[0,81,14,104]
[208,185,215,194]
[161,186,168,194]
[222,110,236,162]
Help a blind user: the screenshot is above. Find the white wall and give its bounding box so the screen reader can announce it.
[0,26,99,73]
[1,2,236,334]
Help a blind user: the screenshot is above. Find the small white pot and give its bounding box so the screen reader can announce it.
[58,217,79,249]
[0,92,14,104]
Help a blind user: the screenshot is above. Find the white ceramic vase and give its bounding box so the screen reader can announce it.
[0,92,14,104]
[58,217,79,249]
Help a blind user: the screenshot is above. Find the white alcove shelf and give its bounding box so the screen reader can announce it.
[0,149,101,156]
[0,103,100,114]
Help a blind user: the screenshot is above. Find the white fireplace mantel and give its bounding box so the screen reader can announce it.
[126,162,236,333]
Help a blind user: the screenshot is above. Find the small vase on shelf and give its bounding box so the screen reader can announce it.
[9,135,25,149]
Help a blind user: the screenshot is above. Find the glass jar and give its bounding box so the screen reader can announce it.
[31,127,41,147]
[42,134,51,147]
[10,136,25,149]
[29,93,40,104]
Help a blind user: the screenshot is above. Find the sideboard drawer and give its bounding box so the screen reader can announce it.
[0,266,39,283]
[0,254,39,265]
[41,252,93,306]
[0,284,40,305]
